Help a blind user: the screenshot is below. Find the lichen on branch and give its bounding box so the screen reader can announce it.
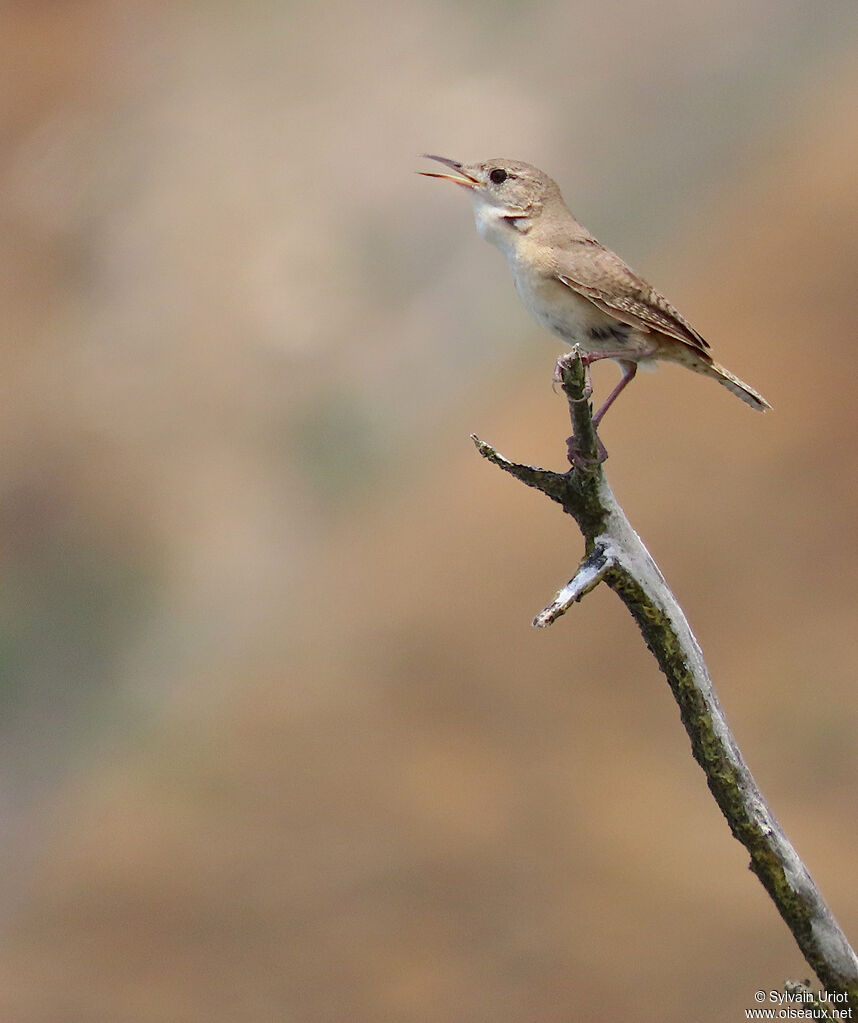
[472,349,858,1006]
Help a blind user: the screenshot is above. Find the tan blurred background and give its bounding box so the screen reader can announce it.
[1,1,857,1019]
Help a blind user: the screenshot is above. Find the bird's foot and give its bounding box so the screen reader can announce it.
[566,430,608,471]
[553,351,593,397]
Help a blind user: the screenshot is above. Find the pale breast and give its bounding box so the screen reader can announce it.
[511,264,623,351]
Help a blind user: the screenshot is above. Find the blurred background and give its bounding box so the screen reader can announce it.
[1,1,857,1019]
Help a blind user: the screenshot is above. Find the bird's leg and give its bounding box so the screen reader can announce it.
[592,360,638,426]
[557,352,641,469]
[558,350,605,469]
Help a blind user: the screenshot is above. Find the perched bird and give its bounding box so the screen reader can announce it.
[420,155,770,425]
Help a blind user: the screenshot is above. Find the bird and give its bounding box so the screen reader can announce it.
[420,155,770,427]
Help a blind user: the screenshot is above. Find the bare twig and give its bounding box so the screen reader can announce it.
[532,543,614,628]
[473,350,858,1005]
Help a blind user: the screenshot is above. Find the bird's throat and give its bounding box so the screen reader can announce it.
[473,201,528,254]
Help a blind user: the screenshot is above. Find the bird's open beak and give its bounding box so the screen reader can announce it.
[418,154,479,189]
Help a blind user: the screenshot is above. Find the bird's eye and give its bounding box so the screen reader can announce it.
[489,168,508,184]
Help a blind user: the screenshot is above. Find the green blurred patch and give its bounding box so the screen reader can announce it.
[290,390,391,501]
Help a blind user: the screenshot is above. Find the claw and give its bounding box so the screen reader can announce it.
[566,431,608,471]
[554,351,593,398]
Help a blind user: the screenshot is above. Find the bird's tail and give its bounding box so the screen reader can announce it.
[674,348,771,411]
[704,360,771,412]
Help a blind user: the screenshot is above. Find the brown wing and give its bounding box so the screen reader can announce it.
[556,242,710,352]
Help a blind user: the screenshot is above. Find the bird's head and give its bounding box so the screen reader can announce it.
[419,155,563,249]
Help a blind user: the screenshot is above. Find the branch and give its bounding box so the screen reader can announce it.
[532,543,614,628]
[473,349,858,1005]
